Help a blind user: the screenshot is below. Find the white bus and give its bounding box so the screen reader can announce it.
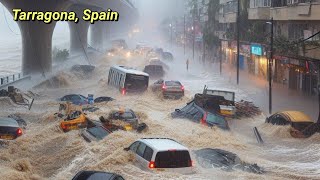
[108,65,149,95]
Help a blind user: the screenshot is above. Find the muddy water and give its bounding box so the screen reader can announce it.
[0,51,319,180]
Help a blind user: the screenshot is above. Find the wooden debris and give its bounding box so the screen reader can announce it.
[234,100,262,119]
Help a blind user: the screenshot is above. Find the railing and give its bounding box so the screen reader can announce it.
[0,73,24,86]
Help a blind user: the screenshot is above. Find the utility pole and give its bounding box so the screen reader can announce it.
[269,17,274,115]
[318,64,320,123]
[220,40,222,75]
[184,14,186,55]
[236,0,240,85]
[193,21,195,61]
[170,23,173,50]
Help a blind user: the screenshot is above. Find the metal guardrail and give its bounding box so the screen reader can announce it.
[0,73,23,86]
[0,73,30,88]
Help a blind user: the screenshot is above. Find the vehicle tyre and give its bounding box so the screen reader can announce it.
[137,123,147,133]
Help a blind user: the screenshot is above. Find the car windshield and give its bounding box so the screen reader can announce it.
[165,81,181,86]
[87,127,110,140]
[125,74,149,91]
[120,112,135,119]
[155,150,191,168]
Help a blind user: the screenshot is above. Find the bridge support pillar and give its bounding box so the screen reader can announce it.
[90,22,105,51]
[68,20,90,54]
[0,0,69,75]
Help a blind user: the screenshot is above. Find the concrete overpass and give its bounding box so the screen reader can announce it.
[0,0,138,75]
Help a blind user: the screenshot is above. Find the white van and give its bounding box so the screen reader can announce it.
[108,66,149,95]
[124,138,195,174]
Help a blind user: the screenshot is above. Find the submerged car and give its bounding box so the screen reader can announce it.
[0,117,23,140]
[266,111,319,138]
[152,80,184,99]
[100,109,147,133]
[162,52,173,61]
[124,138,195,174]
[194,148,263,174]
[60,94,88,106]
[72,171,125,180]
[148,58,170,70]
[80,121,111,142]
[94,96,114,103]
[171,95,229,130]
[57,103,88,132]
[143,65,165,79]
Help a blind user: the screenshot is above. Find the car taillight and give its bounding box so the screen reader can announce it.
[201,112,208,125]
[121,88,126,95]
[16,128,22,136]
[188,160,194,167]
[149,161,155,169]
[61,124,67,130]
[162,84,166,90]
[181,85,184,91]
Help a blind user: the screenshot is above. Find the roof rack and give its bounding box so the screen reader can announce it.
[141,138,178,143]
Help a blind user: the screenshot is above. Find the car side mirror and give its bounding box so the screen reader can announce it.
[124,147,130,151]
[175,109,180,112]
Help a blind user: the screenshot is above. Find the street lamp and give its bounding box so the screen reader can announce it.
[192,25,195,61]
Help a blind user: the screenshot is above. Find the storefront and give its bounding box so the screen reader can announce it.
[250,44,264,77]
[273,55,289,84]
[240,44,250,71]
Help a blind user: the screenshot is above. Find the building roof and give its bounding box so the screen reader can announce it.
[0,118,19,127]
[280,111,313,123]
[141,138,189,152]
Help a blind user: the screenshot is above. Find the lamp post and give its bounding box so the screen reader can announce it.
[192,25,195,61]
[266,18,274,115]
[169,23,173,50]
[236,0,240,85]
[184,14,186,55]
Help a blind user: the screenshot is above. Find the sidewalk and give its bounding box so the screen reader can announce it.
[220,63,318,120]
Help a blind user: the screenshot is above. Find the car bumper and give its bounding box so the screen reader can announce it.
[163,91,184,97]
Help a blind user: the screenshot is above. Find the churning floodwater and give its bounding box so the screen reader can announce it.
[0,40,320,180]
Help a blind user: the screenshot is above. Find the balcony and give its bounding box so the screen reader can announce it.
[219,12,237,23]
[271,3,320,20]
[248,7,271,20]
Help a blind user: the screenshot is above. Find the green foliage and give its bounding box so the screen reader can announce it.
[274,35,299,55]
[53,47,69,61]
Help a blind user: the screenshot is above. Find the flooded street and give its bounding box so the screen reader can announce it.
[0,42,319,180]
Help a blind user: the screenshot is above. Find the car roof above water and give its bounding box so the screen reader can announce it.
[140,138,189,152]
[0,118,19,127]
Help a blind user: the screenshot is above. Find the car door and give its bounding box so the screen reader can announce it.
[135,142,147,169]
[71,95,81,105]
[128,141,141,165]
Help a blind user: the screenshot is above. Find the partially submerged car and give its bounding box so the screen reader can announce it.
[194,148,263,174]
[71,65,95,74]
[57,103,88,132]
[124,138,195,174]
[60,94,88,106]
[266,111,319,138]
[148,58,169,70]
[72,171,125,180]
[152,80,184,99]
[171,94,229,130]
[80,120,111,143]
[111,39,128,50]
[162,52,173,61]
[100,109,147,133]
[143,65,165,79]
[0,117,23,140]
[94,96,114,103]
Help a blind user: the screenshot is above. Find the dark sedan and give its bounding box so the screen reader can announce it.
[60,94,88,106]
[0,117,23,140]
[72,171,125,180]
